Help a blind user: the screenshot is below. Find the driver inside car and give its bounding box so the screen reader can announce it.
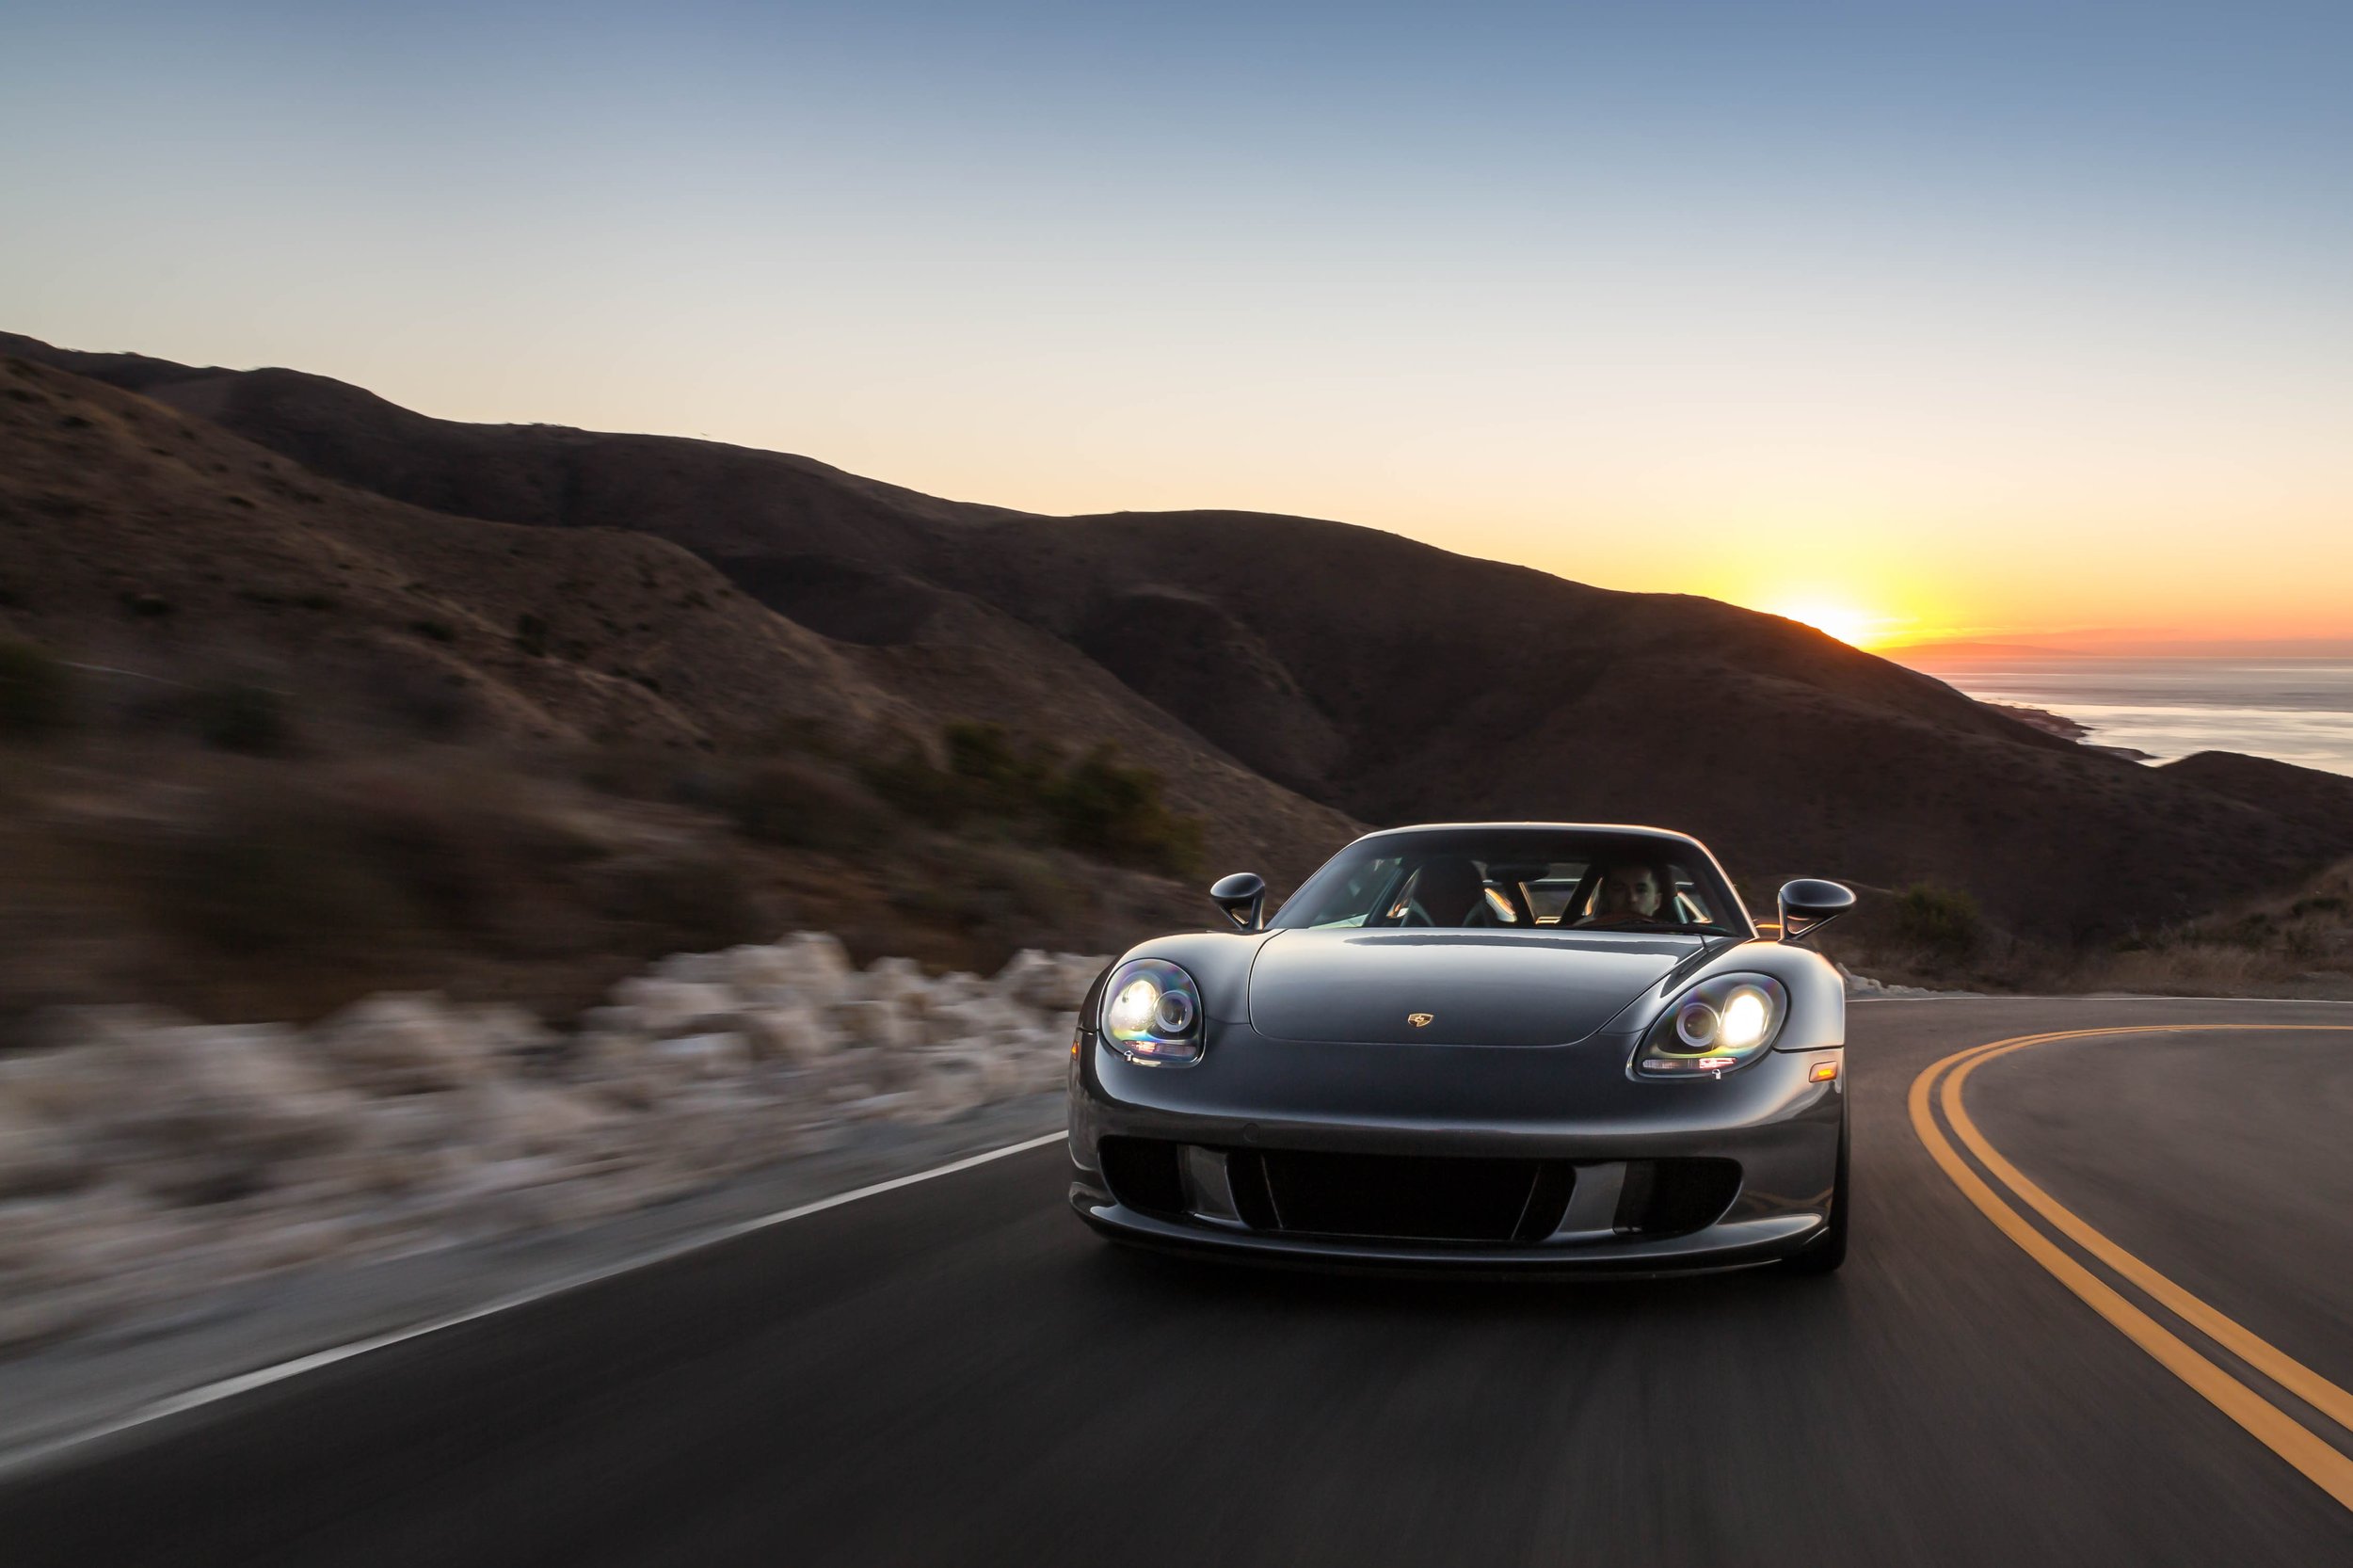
[1583,861,1671,926]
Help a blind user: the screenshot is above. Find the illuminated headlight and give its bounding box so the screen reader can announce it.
[1639,974,1788,1077]
[1098,958,1206,1066]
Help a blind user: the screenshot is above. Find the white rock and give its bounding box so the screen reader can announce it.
[716,943,802,990]
[8,1022,361,1204]
[927,972,984,1008]
[860,955,931,1009]
[171,1023,343,1106]
[649,1031,754,1079]
[736,1005,839,1064]
[923,995,1028,1048]
[456,1080,617,1157]
[651,950,731,984]
[568,1039,674,1113]
[611,977,739,1035]
[0,933,1109,1354]
[0,1099,86,1198]
[463,1003,559,1066]
[779,931,853,983]
[992,950,1103,1012]
[312,994,488,1095]
[831,998,916,1051]
[990,949,1051,1005]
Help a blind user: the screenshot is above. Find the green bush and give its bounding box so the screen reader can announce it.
[861,723,1048,825]
[944,721,1050,807]
[1043,744,1203,876]
[0,637,75,740]
[858,724,1205,877]
[860,744,970,824]
[1893,883,1982,962]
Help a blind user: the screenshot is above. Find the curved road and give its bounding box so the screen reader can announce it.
[4,998,2351,1565]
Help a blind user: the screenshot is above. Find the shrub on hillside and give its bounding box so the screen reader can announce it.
[860,744,971,824]
[860,724,1204,877]
[1043,745,1203,876]
[1892,883,1982,963]
[0,637,75,740]
[944,721,1051,808]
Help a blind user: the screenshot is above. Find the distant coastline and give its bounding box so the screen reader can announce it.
[1897,654,2353,779]
[1978,701,2155,761]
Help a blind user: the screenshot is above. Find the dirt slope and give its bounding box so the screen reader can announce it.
[12,331,2350,938]
[0,356,909,750]
[0,351,1358,890]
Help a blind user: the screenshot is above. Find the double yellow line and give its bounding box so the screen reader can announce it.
[1911,1025,2353,1512]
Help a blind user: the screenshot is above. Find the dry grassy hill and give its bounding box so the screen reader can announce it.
[0,354,1358,1025]
[14,330,2350,949]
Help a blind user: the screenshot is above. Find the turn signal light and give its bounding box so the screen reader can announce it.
[1810,1061,1839,1082]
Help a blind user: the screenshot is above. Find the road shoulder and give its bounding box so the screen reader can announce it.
[0,1093,1064,1468]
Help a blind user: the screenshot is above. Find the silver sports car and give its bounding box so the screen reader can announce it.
[1067,823,1855,1274]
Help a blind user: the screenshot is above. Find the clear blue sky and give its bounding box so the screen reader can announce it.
[7,1,2349,641]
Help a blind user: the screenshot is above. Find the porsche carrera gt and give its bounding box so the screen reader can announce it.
[1066,824,1856,1274]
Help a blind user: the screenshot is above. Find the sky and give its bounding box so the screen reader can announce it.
[6,1,2350,648]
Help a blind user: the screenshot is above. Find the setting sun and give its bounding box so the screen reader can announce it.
[1760,600,1890,648]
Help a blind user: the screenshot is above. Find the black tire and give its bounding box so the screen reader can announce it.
[1780,1110,1849,1276]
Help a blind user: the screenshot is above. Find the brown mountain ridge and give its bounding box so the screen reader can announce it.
[8,330,2351,945]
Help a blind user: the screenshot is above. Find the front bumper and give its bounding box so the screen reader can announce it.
[1067,1023,1845,1275]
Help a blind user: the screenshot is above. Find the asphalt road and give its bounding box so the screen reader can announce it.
[5,997,2351,1566]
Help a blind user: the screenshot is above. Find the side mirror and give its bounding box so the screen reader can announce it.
[1209,872,1268,932]
[1777,879,1855,942]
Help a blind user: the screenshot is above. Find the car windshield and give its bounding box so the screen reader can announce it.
[1270,828,1748,936]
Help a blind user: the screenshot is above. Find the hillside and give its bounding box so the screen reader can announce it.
[0,351,1355,886]
[0,355,1357,1024]
[10,331,2353,944]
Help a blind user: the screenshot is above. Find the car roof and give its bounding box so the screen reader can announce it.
[1353,822,1709,851]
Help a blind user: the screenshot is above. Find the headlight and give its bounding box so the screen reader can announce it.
[1098,958,1206,1065]
[1638,974,1787,1077]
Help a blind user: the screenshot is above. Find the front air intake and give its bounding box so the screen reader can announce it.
[1241,1149,1572,1243]
[1613,1158,1741,1237]
[1097,1136,1188,1217]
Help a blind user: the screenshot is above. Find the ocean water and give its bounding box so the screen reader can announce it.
[1900,658,2353,779]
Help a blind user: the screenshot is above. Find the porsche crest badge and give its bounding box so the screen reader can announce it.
[1407,1013,1434,1028]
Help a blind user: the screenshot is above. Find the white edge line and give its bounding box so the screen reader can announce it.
[0,1128,1067,1481]
[9,991,2350,1472]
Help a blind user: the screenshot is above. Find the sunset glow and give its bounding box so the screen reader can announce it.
[1760,601,1889,649]
[5,4,2349,648]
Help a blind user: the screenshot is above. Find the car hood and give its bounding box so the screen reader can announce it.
[1245,929,1709,1047]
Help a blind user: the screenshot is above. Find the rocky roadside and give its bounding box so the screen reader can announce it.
[0,1090,1069,1469]
[1838,967,1970,999]
[0,934,1105,1355]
